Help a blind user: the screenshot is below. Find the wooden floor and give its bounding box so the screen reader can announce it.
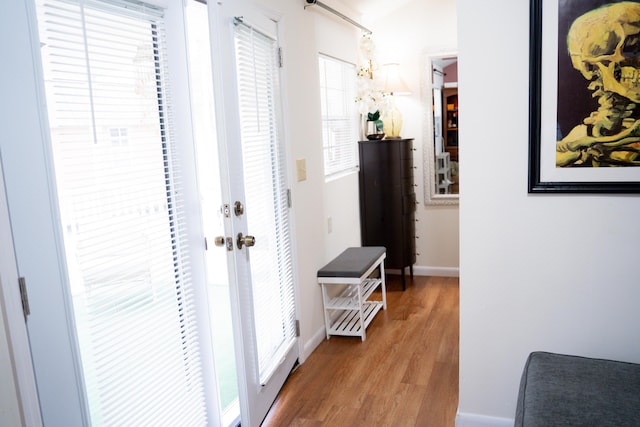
[262,274,459,427]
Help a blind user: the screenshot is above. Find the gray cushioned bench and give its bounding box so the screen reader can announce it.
[317,247,386,341]
[515,351,640,426]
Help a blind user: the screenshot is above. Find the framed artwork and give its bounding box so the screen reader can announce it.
[529,0,640,193]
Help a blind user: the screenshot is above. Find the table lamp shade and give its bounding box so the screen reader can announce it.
[382,63,411,95]
[382,63,411,138]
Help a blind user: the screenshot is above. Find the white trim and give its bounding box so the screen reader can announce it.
[386,265,460,278]
[301,326,326,363]
[413,265,459,277]
[0,156,43,427]
[455,412,513,427]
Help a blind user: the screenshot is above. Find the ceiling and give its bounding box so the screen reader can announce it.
[324,0,458,68]
[328,0,415,22]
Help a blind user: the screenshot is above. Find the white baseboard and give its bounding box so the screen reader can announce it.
[455,412,513,427]
[299,326,326,363]
[386,265,459,277]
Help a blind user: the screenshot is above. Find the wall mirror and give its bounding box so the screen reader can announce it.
[423,52,459,205]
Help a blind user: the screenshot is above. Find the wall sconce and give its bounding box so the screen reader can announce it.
[382,63,412,138]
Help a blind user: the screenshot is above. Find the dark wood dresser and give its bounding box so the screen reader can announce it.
[358,138,415,289]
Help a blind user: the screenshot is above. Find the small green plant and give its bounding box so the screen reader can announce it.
[367,111,384,132]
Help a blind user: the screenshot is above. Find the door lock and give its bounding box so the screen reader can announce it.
[234,201,244,217]
[214,236,233,251]
[237,232,256,249]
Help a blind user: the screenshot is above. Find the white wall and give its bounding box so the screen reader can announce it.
[267,0,363,358]
[367,0,460,273]
[315,11,362,262]
[458,0,640,423]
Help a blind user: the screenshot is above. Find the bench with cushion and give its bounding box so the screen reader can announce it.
[317,247,386,341]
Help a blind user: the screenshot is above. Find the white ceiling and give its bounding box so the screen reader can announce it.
[322,0,458,68]
[329,0,415,22]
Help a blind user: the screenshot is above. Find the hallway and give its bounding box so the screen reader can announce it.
[263,275,459,426]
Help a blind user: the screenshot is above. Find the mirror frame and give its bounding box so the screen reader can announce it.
[422,50,458,206]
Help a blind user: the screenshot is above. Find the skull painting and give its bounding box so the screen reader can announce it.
[557,1,640,167]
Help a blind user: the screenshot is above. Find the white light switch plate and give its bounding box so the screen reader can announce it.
[296,158,306,182]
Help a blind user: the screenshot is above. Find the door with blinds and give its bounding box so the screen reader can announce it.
[211,5,299,426]
[29,0,224,424]
[21,0,297,425]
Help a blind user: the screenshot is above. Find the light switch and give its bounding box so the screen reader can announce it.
[296,158,306,182]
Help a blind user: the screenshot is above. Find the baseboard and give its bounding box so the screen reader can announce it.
[300,326,326,363]
[386,265,459,277]
[455,411,513,427]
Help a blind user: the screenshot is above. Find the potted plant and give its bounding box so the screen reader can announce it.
[366,111,385,140]
[355,33,390,140]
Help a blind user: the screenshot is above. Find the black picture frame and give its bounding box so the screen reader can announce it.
[528,0,640,193]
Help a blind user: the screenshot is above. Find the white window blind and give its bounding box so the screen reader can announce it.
[35,0,208,424]
[233,20,296,386]
[318,54,359,179]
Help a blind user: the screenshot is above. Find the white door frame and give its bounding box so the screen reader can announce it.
[0,154,43,427]
[1,0,87,423]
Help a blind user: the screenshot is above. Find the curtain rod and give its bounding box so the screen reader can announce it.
[304,0,372,34]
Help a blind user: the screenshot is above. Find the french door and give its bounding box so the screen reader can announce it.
[13,0,297,425]
[208,2,299,425]
[189,1,299,424]
[29,0,222,424]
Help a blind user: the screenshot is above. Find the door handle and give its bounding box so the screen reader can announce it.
[237,232,256,249]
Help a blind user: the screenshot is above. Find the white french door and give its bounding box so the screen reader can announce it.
[10,0,297,425]
[209,2,299,425]
[28,0,221,424]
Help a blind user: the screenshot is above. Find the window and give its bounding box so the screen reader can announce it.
[318,54,358,179]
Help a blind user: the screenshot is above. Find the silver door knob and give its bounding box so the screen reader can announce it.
[237,233,256,249]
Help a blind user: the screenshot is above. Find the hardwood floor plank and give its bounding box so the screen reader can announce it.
[262,275,459,426]
[415,361,459,427]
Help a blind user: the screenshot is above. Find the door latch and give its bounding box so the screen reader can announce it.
[214,236,233,251]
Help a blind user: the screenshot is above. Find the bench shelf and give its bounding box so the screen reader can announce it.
[317,247,386,341]
[325,301,383,338]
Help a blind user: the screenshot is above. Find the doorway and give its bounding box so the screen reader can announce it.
[11,0,298,425]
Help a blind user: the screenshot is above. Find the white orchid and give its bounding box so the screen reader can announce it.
[355,33,390,118]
